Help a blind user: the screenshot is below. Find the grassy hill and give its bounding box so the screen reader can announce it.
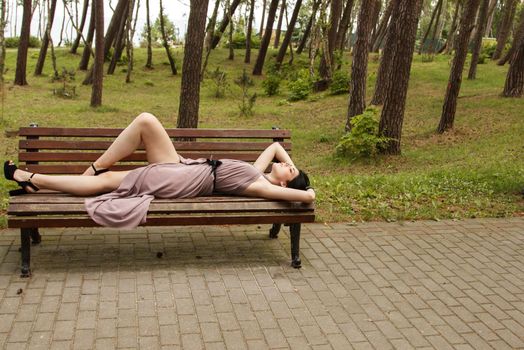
[0,47,522,226]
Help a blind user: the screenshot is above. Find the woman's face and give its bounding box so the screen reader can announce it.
[271,162,299,186]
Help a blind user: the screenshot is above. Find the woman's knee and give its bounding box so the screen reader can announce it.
[135,112,160,127]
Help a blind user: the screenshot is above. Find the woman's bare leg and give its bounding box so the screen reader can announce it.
[12,167,131,196]
[83,112,180,175]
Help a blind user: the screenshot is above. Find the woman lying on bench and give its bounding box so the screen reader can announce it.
[4,113,315,228]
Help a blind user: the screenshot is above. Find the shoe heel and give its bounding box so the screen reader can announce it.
[9,188,28,196]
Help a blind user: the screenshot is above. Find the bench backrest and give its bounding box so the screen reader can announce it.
[17,127,291,174]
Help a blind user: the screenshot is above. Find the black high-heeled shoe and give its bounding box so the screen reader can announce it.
[3,161,40,196]
[91,163,109,176]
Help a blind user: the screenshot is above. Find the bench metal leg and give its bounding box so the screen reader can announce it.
[20,229,32,277]
[30,228,41,245]
[289,223,301,269]
[269,224,282,239]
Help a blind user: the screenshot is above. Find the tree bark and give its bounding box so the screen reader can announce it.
[107,1,129,74]
[493,0,517,60]
[14,0,32,86]
[441,0,462,54]
[468,0,490,79]
[418,0,442,54]
[259,0,266,36]
[125,0,135,83]
[245,0,255,63]
[371,4,398,105]
[252,0,279,75]
[275,0,301,67]
[378,0,423,154]
[274,0,285,48]
[498,7,524,65]
[177,0,209,128]
[145,0,153,68]
[211,0,241,49]
[71,0,89,53]
[103,0,129,59]
[438,0,481,133]
[34,0,57,76]
[319,0,343,83]
[335,0,355,51]
[428,0,444,54]
[346,0,376,128]
[484,0,498,36]
[0,0,6,85]
[502,29,524,97]
[79,0,96,70]
[159,0,177,73]
[91,0,104,107]
[297,0,320,54]
[371,0,395,52]
[368,0,382,50]
[228,0,234,60]
[202,0,221,78]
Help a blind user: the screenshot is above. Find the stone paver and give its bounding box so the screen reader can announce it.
[0,218,523,349]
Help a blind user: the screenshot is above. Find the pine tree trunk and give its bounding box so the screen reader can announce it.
[245,0,255,63]
[145,0,153,68]
[438,0,481,133]
[498,7,524,65]
[125,0,135,83]
[378,0,423,154]
[211,0,241,49]
[368,0,382,50]
[296,0,320,54]
[493,0,517,60]
[274,0,285,48]
[371,0,395,52]
[14,0,31,86]
[259,0,266,36]
[71,0,89,54]
[104,0,129,59]
[252,0,279,75]
[34,0,57,76]
[418,0,441,54]
[91,0,104,107]
[484,0,498,36]
[177,0,209,129]
[345,0,376,128]
[228,0,234,60]
[428,0,444,54]
[319,0,343,83]
[58,4,65,46]
[79,0,96,70]
[502,32,524,97]
[275,0,301,67]
[0,0,6,85]
[442,0,462,54]
[107,1,129,74]
[202,0,221,78]
[468,0,490,79]
[335,0,355,51]
[371,9,397,105]
[159,0,177,73]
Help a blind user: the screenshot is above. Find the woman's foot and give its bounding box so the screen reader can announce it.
[3,161,40,195]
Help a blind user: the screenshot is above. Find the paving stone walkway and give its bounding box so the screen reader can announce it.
[0,218,523,349]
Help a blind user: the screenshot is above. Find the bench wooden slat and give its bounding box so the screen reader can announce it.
[19,163,274,174]
[19,140,292,151]
[19,152,275,162]
[8,212,315,228]
[19,127,291,139]
[9,201,313,215]
[9,194,272,203]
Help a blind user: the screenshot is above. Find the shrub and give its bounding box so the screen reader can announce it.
[235,69,257,116]
[477,53,487,64]
[330,71,350,95]
[287,70,312,101]
[227,32,261,49]
[481,41,497,58]
[5,36,41,48]
[336,107,390,159]
[52,68,77,99]
[262,74,281,96]
[208,67,229,98]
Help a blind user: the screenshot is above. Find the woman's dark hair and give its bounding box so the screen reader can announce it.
[287,169,310,191]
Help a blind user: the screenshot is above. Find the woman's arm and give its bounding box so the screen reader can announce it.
[244,180,315,203]
[253,142,295,172]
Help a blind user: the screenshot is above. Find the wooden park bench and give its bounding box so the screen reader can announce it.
[6,126,315,277]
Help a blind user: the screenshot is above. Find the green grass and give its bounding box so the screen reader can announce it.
[0,47,522,226]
